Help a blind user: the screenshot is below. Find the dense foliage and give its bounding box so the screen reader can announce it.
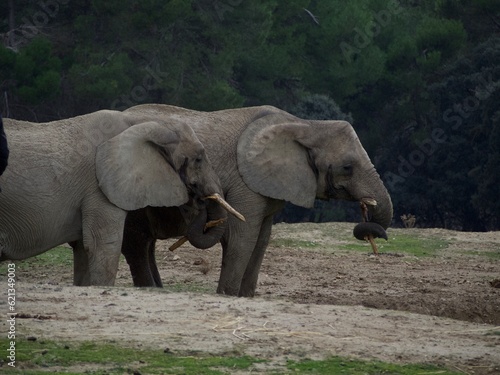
[1,0,499,230]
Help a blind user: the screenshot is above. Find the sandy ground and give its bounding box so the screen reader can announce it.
[3,223,500,374]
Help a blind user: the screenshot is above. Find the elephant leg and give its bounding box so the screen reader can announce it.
[238,214,274,297]
[122,210,163,287]
[217,216,261,294]
[72,240,91,286]
[216,192,281,296]
[78,200,127,286]
[147,240,163,287]
[218,224,259,296]
[123,237,162,287]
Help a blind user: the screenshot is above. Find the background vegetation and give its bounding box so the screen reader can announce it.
[1,0,499,230]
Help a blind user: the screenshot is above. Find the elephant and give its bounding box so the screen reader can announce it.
[0,110,241,286]
[0,115,8,177]
[120,104,393,297]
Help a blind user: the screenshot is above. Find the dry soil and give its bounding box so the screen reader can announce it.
[3,223,500,374]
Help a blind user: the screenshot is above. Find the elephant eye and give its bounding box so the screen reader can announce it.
[342,164,353,175]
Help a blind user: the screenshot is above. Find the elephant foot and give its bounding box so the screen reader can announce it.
[216,285,240,297]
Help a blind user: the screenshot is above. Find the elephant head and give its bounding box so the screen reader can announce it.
[95,121,240,249]
[237,113,393,230]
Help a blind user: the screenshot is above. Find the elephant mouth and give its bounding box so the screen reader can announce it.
[325,165,354,200]
[359,197,378,222]
[169,194,245,252]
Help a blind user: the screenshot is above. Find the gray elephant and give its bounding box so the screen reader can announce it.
[0,110,240,286]
[121,104,393,296]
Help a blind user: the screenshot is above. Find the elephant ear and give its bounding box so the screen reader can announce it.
[237,114,317,208]
[96,122,188,211]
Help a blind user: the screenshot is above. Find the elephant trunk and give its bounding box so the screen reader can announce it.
[366,191,393,229]
[186,199,227,249]
[362,175,393,230]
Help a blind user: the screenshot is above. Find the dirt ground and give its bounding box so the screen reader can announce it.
[6,223,500,374]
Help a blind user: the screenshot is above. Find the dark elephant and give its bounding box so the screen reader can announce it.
[0,115,8,177]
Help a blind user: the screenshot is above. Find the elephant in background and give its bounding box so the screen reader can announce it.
[0,115,8,177]
[121,104,393,297]
[0,110,239,286]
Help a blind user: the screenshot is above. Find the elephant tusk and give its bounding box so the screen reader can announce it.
[361,197,377,207]
[204,193,246,222]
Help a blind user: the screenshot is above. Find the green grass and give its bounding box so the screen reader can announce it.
[286,357,461,374]
[459,249,500,260]
[343,234,449,257]
[0,246,72,274]
[2,338,261,375]
[271,238,321,249]
[0,338,462,375]
[271,224,451,258]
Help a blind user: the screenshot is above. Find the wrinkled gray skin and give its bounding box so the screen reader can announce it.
[122,104,393,296]
[0,110,227,286]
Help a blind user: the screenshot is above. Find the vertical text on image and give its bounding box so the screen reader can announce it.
[6,263,17,368]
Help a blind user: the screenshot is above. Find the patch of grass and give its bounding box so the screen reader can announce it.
[286,357,462,374]
[0,338,463,375]
[344,234,448,257]
[0,246,72,274]
[162,280,214,294]
[271,238,321,249]
[1,338,261,375]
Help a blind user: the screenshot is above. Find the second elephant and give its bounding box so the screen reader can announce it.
[122,104,393,296]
